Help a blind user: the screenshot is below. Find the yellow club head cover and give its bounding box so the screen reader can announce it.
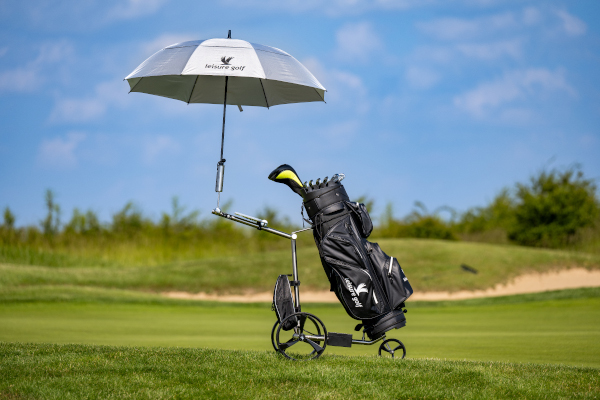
[268,164,304,196]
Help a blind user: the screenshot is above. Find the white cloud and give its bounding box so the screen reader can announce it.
[456,39,521,60]
[335,22,384,63]
[320,120,361,146]
[106,0,168,21]
[0,41,73,93]
[409,39,522,70]
[221,0,426,16]
[405,66,440,89]
[48,32,198,124]
[417,12,517,41]
[453,68,576,118]
[16,0,168,30]
[0,68,40,92]
[50,80,131,123]
[37,132,86,168]
[302,57,369,113]
[50,98,107,123]
[140,33,198,57]
[418,7,585,43]
[142,135,180,164]
[554,9,586,36]
[522,7,542,26]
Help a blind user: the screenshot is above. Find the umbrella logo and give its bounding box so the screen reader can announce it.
[221,56,234,65]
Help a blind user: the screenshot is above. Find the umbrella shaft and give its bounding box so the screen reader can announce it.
[220,76,229,161]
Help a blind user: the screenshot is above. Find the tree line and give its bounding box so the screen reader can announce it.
[2,167,599,253]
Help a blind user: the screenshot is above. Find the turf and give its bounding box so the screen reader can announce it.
[1,238,599,294]
[1,342,599,399]
[1,288,599,367]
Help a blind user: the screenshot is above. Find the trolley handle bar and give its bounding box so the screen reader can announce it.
[212,208,292,239]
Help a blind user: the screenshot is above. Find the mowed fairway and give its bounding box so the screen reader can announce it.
[1,288,599,368]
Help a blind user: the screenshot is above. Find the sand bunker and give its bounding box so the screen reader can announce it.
[162,267,600,303]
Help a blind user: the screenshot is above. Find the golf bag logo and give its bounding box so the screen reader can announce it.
[221,56,234,65]
[344,278,365,308]
[355,283,369,295]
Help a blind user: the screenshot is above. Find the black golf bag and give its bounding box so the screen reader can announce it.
[268,164,413,340]
[303,182,413,339]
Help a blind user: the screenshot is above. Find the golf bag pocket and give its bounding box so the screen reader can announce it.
[273,275,297,331]
[324,257,383,320]
[347,202,373,238]
[366,242,413,309]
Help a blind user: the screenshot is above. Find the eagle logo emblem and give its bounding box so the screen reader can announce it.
[355,283,368,295]
[221,56,234,65]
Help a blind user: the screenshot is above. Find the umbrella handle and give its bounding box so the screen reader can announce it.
[215,160,225,193]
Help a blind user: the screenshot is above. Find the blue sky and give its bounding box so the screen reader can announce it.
[1,0,599,227]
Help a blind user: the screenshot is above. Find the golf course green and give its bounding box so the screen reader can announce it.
[1,287,599,367]
[1,239,599,398]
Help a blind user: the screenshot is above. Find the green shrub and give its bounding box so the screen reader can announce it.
[508,167,600,248]
[455,188,515,234]
[377,202,457,240]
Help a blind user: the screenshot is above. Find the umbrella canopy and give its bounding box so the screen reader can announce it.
[125,38,326,107]
[125,33,326,207]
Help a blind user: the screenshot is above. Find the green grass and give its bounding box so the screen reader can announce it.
[2,238,599,294]
[1,238,599,397]
[1,288,599,367]
[1,342,599,399]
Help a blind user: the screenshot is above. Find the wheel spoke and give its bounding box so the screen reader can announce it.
[305,338,324,354]
[379,339,405,359]
[279,339,299,350]
[275,312,327,360]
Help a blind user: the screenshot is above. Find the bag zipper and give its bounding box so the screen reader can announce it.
[388,257,394,277]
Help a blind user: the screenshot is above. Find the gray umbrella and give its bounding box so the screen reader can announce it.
[125,31,326,203]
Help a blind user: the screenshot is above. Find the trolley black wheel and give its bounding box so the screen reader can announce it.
[378,338,406,359]
[275,312,327,361]
[271,320,280,352]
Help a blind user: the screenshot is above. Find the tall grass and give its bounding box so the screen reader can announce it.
[2,166,599,269]
[0,196,312,267]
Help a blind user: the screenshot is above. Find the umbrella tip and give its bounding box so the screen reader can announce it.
[227,30,231,39]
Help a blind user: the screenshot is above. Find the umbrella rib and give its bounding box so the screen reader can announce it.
[259,79,269,109]
[128,77,144,94]
[187,76,199,104]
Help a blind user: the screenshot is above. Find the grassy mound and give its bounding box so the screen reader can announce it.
[2,238,599,294]
[1,342,598,399]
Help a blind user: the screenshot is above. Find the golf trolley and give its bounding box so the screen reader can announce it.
[212,170,411,360]
[126,32,412,360]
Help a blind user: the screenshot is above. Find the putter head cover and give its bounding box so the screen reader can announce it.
[268,164,304,197]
